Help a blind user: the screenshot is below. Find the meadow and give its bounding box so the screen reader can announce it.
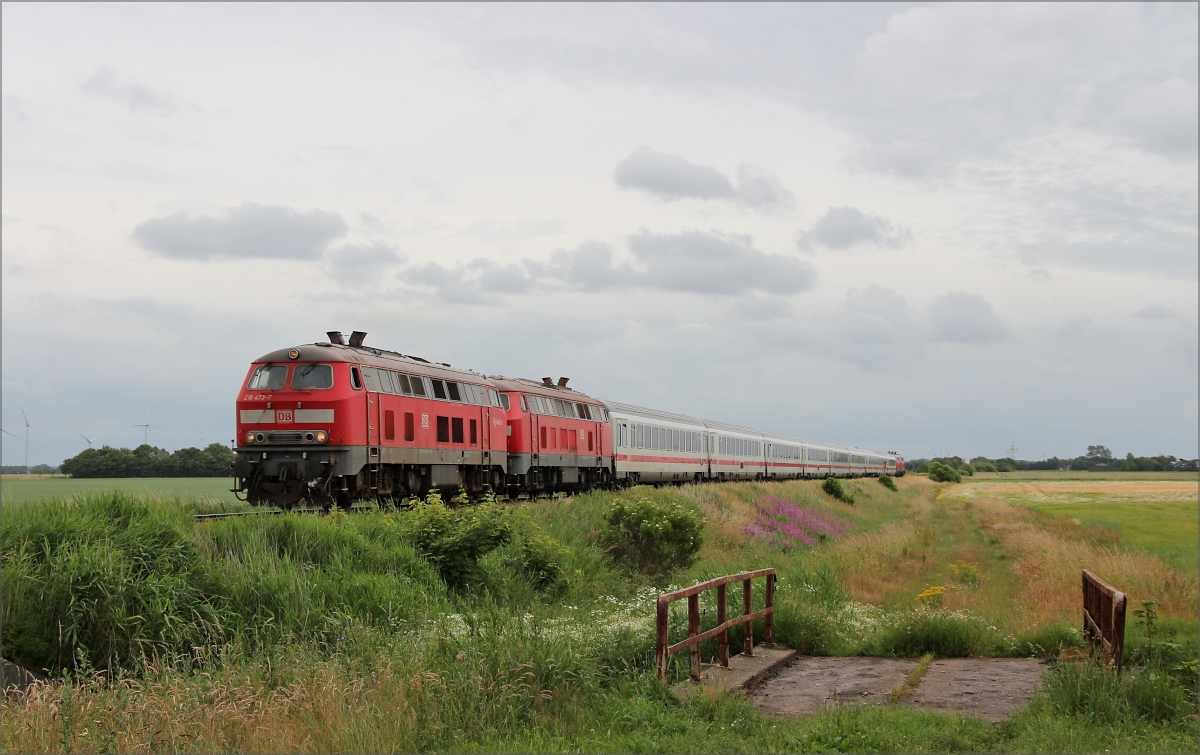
[0,474,243,505]
[2,475,1196,753]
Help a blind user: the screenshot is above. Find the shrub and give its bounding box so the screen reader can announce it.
[821,477,855,504]
[928,461,962,483]
[597,496,704,579]
[396,494,513,589]
[511,531,570,594]
[877,475,898,491]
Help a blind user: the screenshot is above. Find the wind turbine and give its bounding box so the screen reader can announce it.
[20,408,43,473]
[79,433,101,448]
[133,407,155,446]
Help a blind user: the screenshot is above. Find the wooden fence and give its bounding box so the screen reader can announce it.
[655,568,775,682]
[1082,569,1126,672]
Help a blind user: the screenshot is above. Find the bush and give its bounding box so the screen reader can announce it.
[398,494,513,589]
[877,475,898,491]
[821,477,855,504]
[510,531,569,594]
[597,496,704,579]
[928,461,962,483]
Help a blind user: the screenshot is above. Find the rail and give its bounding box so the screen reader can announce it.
[656,568,775,682]
[1082,569,1126,672]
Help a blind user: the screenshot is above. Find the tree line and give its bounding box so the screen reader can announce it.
[906,444,1198,475]
[60,444,235,478]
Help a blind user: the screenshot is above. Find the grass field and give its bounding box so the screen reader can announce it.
[967,470,1198,482]
[2,475,1196,753]
[0,475,241,505]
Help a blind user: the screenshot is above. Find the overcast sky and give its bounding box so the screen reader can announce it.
[3,3,1197,467]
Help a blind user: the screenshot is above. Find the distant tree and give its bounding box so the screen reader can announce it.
[1086,445,1114,461]
[61,444,233,478]
[970,457,997,472]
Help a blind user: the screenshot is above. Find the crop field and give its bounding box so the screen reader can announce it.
[2,475,1196,753]
[0,475,242,505]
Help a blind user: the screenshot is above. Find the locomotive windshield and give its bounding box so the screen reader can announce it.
[291,363,334,390]
[248,364,288,390]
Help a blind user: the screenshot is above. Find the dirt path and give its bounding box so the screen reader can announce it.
[752,656,1048,723]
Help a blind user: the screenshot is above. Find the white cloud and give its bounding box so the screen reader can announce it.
[131,203,348,261]
[798,206,910,251]
[927,291,1010,344]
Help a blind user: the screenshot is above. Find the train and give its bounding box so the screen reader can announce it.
[232,331,905,509]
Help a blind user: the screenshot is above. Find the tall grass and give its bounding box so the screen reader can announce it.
[3,478,1197,753]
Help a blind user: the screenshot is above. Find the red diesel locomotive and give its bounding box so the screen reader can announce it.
[233,332,902,508]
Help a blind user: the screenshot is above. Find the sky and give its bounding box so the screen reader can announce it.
[2,2,1197,467]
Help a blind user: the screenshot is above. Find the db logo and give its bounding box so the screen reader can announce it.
[421,413,429,428]
[276,410,293,423]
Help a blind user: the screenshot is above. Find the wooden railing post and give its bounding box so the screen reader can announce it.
[656,595,669,679]
[1113,594,1126,674]
[717,583,729,667]
[687,594,701,682]
[743,578,754,656]
[765,573,775,645]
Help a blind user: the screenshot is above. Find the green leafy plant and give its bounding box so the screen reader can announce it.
[927,461,962,483]
[877,475,897,491]
[597,496,704,579]
[398,494,513,589]
[510,531,570,594]
[821,477,855,504]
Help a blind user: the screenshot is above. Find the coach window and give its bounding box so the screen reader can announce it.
[292,363,334,390]
[404,412,415,442]
[452,418,464,444]
[447,382,461,402]
[248,364,289,390]
[437,416,450,443]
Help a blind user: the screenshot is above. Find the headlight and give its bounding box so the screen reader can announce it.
[245,432,256,443]
[315,431,328,443]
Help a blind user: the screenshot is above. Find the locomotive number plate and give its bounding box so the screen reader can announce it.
[276,410,293,423]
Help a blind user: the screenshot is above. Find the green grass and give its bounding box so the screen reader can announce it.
[0,475,241,505]
[1024,500,1199,573]
[2,480,1197,753]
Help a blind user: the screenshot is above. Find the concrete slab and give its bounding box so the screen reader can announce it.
[752,656,916,716]
[907,658,1049,722]
[671,646,796,697]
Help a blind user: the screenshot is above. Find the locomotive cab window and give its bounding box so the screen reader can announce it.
[447,382,461,402]
[499,394,511,411]
[350,366,362,390]
[248,364,288,390]
[291,363,333,390]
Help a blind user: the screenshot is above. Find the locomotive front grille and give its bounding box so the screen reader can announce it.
[267,431,305,443]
